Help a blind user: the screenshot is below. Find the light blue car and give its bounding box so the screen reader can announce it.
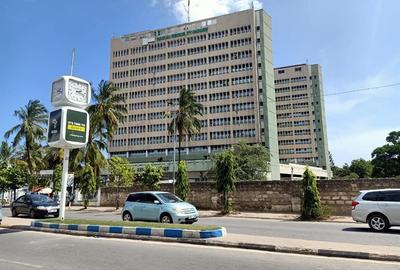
[122,191,199,224]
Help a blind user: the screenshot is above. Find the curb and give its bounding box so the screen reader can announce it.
[30,221,226,239]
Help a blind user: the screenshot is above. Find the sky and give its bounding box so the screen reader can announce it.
[0,0,399,166]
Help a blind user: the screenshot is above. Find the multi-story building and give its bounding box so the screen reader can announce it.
[274,64,331,175]
[109,8,280,180]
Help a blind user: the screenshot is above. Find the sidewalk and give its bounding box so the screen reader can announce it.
[67,206,354,223]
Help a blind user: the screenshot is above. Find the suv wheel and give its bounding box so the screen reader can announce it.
[368,214,389,232]
[11,208,18,217]
[29,210,36,219]
[122,211,133,221]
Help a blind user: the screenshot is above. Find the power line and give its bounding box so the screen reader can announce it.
[324,82,400,97]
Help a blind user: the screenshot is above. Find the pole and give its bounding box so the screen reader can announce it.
[59,148,70,220]
[172,113,176,193]
[70,48,75,76]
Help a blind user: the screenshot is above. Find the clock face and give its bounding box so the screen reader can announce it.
[51,80,64,103]
[67,79,89,104]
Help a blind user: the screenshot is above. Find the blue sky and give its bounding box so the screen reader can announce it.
[0,0,399,165]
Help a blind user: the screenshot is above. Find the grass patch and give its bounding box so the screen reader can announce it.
[43,218,220,231]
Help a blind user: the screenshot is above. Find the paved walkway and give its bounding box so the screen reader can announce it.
[65,206,354,223]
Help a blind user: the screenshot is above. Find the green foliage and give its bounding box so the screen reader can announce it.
[176,160,190,201]
[138,164,163,190]
[79,164,97,208]
[232,142,270,180]
[108,157,135,209]
[0,141,16,169]
[168,87,204,162]
[349,159,373,178]
[214,150,237,214]
[301,168,322,220]
[371,131,400,178]
[108,157,135,187]
[52,164,62,193]
[4,100,48,174]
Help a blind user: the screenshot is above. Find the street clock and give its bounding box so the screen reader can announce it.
[51,76,91,108]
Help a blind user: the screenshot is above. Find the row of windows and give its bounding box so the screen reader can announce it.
[278,138,312,145]
[188,70,207,79]
[167,61,186,70]
[208,42,229,52]
[277,120,311,128]
[230,37,251,47]
[277,111,310,119]
[279,148,313,155]
[276,94,308,102]
[277,67,303,74]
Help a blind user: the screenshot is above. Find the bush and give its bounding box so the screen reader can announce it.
[138,164,163,190]
[176,160,190,200]
[301,167,322,220]
[214,150,237,214]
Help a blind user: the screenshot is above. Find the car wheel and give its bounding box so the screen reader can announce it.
[368,214,389,232]
[29,210,36,219]
[11,208,18,217]
[160,213,173,224]
[54,214,59,218]
[122,211,133,221]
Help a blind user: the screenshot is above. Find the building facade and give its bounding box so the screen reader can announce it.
[109,9,280,180]
[274,64,331,175]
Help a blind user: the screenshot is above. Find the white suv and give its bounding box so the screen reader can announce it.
[352,189,400,231]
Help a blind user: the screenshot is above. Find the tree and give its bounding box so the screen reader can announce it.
[2,165,29,200]
[52,164,62,194]
[87,80,127,141]
[301,167,322,220]
[4,100,48,174]
[0,169,10,205]
[215,150,237,214]
[232,142,270,180]
[108,157,135,209]
[168,87,203,163]
[138,164,163,190]
[349,158,373,178]
[78,164,97,209]
[0,141,16,169]
[176,160,190,200]
[371,131,400,178]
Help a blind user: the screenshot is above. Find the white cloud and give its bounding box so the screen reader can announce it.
[156,0,262,23]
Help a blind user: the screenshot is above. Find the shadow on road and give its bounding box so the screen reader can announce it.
[0,228,23,235]
[342,227,400,235]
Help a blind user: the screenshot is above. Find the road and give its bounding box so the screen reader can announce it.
[3,208,400,247]
[0,228,399,270]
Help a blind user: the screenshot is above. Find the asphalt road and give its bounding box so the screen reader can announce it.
[4,208,400,247]
[0,228,399,270]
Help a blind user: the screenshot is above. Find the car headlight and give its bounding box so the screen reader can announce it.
[172,207,184,213]
[36,206,47,210]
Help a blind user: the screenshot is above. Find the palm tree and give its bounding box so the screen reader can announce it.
[87,80,127,141]
[4,100,48,174]
[0,141,16,169]
[168,87,203,162]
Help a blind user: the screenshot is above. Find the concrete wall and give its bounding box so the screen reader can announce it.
[100,178,400,216]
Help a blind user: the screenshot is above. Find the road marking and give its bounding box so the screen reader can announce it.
[0,258,43,268]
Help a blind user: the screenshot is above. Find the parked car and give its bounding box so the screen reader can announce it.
[11,193,60,219]
[0,205,3,225]
[352,189,400,231]
[122,191,199,224]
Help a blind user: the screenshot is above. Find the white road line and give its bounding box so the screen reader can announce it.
[0,258,43,269]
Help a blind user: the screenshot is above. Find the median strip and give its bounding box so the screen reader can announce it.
[30,219,226,239]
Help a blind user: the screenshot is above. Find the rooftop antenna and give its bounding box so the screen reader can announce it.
[70,48,76,76]
[184,0,190,23]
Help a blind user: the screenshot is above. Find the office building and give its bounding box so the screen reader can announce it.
[274,64,331,175]
[109,9,280,180]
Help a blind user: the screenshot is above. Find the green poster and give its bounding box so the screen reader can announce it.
[48,109,61,143]
[65,109,87,143]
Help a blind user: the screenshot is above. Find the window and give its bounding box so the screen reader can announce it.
[294,67,302,72]
[362,192,380,201]
[144,194,158,203]
[278,70,285,74]
[127,193,145,202]
[380,191,400,202]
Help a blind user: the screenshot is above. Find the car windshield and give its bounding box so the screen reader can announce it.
[157,193,183,203]
[31,194,54,203]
